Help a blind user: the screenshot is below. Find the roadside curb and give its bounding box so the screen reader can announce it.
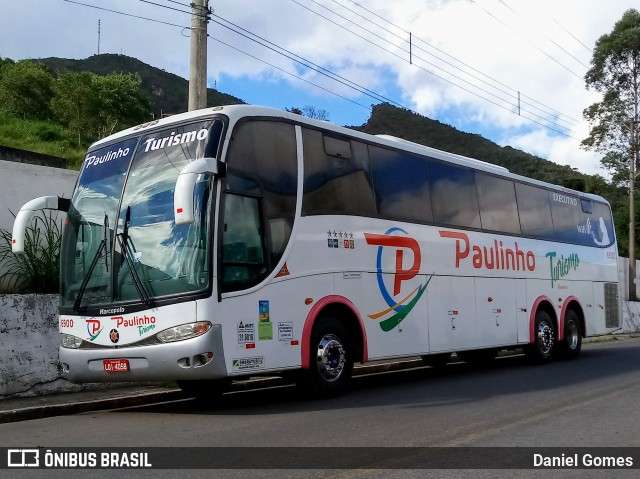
[0,389,185,425]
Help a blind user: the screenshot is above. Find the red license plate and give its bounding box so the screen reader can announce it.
[103,359,130,372]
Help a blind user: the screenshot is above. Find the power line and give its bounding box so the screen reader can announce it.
[158,0,191,7]
[61,0,374,112]
[63,0,578,138]
[290,0,576,137]
[467,0,585,80]
[547,14,593,54]
[339,0,582,125]
[337,0,580,125]
[62,0,186,28]
[494,0,589,69]
[136,0,189,15]
[212,14,402,108]
[207,35,372,112]
[135,0,208,19]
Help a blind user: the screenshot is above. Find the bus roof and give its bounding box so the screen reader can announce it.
[89,104,610,206]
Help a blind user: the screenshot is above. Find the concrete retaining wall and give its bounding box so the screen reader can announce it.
[0,294,77,398]
[0,159,78,235]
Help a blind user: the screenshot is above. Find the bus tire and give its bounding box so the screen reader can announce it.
[300,317,354,398]
[526,310,556,364]
[559,310,582,360]
[177,378,231,401]
[421,352,451,368]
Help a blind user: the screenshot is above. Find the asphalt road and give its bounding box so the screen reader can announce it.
[3,338,640,478]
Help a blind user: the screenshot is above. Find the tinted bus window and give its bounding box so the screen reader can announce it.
[302,128,376,217]
[550,191,582,243]
[516,183,553,238]
[369,146,433,223]
[476,173,521,234]
[590,202,614,247]
[224,120,298,285]
[429,162,480,229]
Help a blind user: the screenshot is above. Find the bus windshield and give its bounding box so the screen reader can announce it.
[60,119,223,312]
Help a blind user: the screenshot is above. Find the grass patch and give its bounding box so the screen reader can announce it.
[0,211,62,293]
[0,111,85,169]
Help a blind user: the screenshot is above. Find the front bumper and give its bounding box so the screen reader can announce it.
[59,324,227,383]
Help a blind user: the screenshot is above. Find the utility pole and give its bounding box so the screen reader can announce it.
[98,19,101,55]
[631,119,637,301]
[189,0,209,111]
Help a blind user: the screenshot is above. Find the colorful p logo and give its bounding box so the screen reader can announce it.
[365,227,430,332]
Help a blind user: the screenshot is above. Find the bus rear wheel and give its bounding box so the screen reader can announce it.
[526,310,556,364]
[559,310,582,360]
[299,317,354,398]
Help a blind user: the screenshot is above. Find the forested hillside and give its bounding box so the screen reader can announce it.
[38,54,244,118]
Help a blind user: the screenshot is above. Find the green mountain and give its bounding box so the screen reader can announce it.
[37,54,244,117]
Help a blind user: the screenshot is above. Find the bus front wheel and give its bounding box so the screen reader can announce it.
[300,317,354,398]
[526,310,556,364]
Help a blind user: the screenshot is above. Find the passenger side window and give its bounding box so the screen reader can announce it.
[516,183,553,238]
[369,146,433,223]
[302,128,376,217]
[550,192,581,243]
[429,161,480,229]
[222,194,267,290]
[224,120,297,290]
[476,173,520,234]
[591,201,614,247]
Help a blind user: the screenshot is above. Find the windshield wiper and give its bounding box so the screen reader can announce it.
[116,206,153,307]
[73,214,110,312]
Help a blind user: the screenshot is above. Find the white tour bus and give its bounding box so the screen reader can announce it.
[12,105,620,398]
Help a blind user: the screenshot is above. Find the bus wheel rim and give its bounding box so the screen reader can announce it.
[316,334,345,382]
[537,320,554,354]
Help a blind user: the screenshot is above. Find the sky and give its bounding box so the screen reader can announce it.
[1,0,638,177]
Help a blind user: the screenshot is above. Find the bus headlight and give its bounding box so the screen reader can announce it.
[156,321,212,343]
[61,333,82,349]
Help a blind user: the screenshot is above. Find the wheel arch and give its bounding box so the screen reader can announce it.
[559,296,586,340]
[529,296,558,344]
[301,295,368,369]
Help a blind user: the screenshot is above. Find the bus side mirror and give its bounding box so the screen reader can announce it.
[12,196,70,253]
[174,157,225,225]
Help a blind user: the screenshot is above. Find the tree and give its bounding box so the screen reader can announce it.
[582,8,640,300]
[94,73,152,138]
[51,71,98,146]
[0,60,55,120]
[285,105,330,120]
[52,71,152,145]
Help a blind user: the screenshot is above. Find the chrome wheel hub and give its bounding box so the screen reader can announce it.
[537,320,554,354]
[316,334,345,382]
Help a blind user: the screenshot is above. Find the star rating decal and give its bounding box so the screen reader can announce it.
[326,229,356,250]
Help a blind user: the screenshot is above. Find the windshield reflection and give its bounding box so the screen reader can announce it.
[60,119,222,312]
